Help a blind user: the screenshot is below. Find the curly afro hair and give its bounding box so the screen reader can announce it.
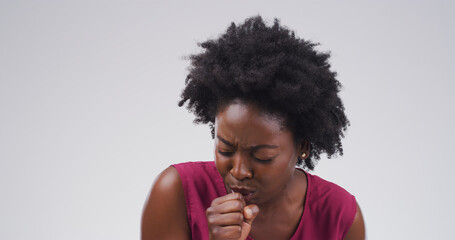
[178,16,349,170]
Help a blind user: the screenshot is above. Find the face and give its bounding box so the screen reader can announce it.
[214,101,305,206]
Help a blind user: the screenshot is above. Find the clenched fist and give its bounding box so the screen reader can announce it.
[206,192,260,240]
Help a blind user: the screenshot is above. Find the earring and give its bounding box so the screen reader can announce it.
[301,153,306,158]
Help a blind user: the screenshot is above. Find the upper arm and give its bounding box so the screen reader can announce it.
[141,166,191,240]
[344,202,366,240]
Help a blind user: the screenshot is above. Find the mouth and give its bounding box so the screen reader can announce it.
[229,187,255,203]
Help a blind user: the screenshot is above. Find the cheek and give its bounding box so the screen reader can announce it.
[258,157,295,188]
[261,164,293,182]
[214,153,230,177]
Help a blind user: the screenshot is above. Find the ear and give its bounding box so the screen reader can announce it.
[298,141,311,159]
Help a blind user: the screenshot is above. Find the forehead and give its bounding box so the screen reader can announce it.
[215,102,292,145]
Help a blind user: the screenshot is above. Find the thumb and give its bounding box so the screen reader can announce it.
[239,204,259,240]
[243,204,259,224]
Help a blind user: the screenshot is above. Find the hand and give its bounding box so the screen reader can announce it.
[206,192,260,240]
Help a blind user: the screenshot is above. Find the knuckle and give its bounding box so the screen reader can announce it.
[206,215,214,224]
[232,226,242,239]
[222,226,241,240]
[234,201,244,210]
[206,207,214,216]
[235,212,243,222]
[211,197,219,205]
[237,226,242,235]
[212,226,221,235]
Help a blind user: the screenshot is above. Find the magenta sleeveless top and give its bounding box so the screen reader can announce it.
[172,161,356,240]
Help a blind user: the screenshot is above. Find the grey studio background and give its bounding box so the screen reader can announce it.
[1,1,454,239]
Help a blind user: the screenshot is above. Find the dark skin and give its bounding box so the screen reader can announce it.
[142,100,366,240]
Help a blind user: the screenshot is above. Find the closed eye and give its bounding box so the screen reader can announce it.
[217,149,234,157]
[253,157,273,162]
[251,152,276,163]
[218,149,274,163]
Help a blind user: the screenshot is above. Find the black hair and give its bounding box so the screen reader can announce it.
[178,16,349,170]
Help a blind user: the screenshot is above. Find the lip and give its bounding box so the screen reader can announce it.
[229,187,255,203]
[230,187,255,194]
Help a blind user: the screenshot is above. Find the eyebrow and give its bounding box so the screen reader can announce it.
[217,135,279,150]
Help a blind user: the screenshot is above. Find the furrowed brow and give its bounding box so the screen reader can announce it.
[217,135,278,150]
[248,144,279,151]
[217,135,234,147]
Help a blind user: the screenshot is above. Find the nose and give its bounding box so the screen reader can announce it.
[230,152,253,180]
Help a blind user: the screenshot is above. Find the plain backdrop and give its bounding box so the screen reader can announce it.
[1,1,454,239]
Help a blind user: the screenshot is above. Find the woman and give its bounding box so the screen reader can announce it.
[142,16,366,240]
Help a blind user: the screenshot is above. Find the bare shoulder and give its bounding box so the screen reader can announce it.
[141,166,190,240]
[344,202,366,240]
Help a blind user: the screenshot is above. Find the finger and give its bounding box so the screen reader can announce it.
[207,212,244,226]
[218,199,245,212]
[215,225,242,240]
[207,199,245,218]
[211,192,243,206]
[239,204,259,240]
